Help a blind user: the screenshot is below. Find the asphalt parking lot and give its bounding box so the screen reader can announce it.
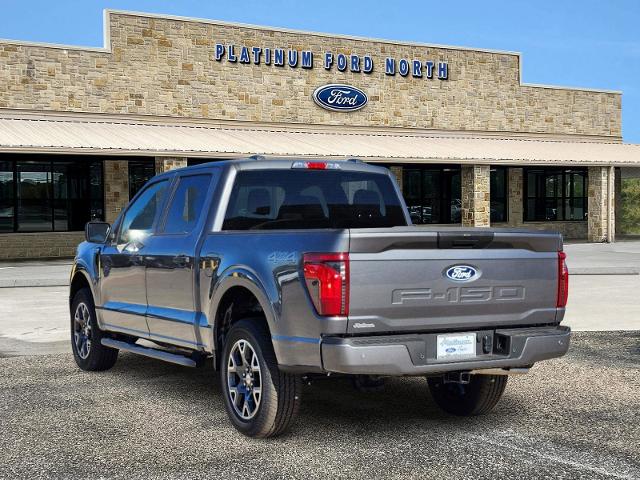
[1,332,638,480]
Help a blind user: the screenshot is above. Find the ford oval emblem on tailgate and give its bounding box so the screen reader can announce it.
[312,84,368,112]
[445,265,479,282]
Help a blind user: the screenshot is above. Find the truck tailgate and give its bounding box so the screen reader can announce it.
[347,227,562,334]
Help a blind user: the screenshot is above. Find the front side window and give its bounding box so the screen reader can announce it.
[223,169,406,230]
[162,174,212,235]
[525,168,587,221]
[117,180,168,244]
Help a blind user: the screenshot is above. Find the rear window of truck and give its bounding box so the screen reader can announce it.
[222,169,407,230]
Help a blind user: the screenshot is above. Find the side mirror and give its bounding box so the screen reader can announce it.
[85,221,111,244]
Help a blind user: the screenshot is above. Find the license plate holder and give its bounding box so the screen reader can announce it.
[436,333,477,360]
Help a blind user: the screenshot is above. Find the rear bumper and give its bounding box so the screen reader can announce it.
[321,325,570,376]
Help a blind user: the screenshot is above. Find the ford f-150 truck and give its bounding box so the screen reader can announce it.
[70,158,570,438]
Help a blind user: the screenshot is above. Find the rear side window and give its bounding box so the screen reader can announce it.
[162,174,211,234]
[223,169,407,230]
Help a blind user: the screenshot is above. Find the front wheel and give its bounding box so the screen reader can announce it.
[70,288,118,371]
[427,374,507,416]
[220,318,301,438]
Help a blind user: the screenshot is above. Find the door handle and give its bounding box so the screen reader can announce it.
[173,255,190,267]
[201,257,219,277]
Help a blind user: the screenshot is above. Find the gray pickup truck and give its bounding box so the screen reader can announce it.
[70,158,570,437]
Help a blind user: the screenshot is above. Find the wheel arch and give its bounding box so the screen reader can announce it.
[209,269,279,367]
[69,268,94,307]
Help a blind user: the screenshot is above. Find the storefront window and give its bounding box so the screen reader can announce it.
[18,162,52,232]
[0,161,14,232]
[128,160,156,199]
[0,156,104,233]
[399,166,461,224]
[490,167,508,223]
[524,168,587,221]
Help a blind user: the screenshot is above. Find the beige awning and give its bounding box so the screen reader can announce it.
[0,111,639,166]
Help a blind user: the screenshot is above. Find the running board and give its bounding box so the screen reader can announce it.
[101,338,197,367]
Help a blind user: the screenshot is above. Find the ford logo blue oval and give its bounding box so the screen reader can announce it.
[312,84,368,112]
[445,265,479,282]
[445,347,456,354]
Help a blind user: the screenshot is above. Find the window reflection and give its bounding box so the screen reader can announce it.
[525,168,588,221]
[399,166,461,224]
[0,156,106,232]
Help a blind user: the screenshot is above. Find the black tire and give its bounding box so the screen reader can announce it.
[220,318,301,438]
[427,374,507,416]
[70,288,118,371]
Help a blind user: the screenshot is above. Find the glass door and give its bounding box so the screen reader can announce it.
[17,162,52,232]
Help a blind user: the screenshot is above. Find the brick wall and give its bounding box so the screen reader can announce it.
[0,232,84,259]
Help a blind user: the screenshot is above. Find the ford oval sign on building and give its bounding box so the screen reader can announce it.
[312,84,368,112]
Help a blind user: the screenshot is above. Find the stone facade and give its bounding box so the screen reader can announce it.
[499,167,588,240]
[587,166,615,242]
[0,11,621,138]
[389,166,403,192]
[104,160,129,223]
[461,165,490,227]
[0,11,625,258]
[155,156,188,173]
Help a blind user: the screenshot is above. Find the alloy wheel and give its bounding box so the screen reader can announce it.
[226,339,262,420]
[73,302,92,360]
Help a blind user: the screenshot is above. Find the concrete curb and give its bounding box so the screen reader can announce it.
[0,279,69,288]
[571,267,640,275]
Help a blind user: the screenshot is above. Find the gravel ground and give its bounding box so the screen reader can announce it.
[1,332,638,480]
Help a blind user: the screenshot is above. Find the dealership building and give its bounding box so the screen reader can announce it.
[0,10,639,259]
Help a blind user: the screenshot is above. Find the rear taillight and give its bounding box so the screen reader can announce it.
[303,253,349,316]
[557,251,569,308]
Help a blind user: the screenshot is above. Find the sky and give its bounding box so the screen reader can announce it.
[1,0,638,142]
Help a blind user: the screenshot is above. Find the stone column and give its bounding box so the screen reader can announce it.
[507,167,524,227]
[615,167,622,238]
[461,165,490,227]
[104,160,129,223]
[587,166,615,242]
[155,156,188,173]
[389,166,403,192]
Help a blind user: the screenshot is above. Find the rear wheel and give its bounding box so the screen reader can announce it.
[220,318,301,438]
[427,374,507,416]
[70,288,118,371]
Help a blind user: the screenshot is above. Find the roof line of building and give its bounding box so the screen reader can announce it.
[0,146,636,168]
[0,9,623,96]
[0,108,624,144]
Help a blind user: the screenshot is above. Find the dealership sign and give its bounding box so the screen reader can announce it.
[214,44,449,80]
[313,84,368,112]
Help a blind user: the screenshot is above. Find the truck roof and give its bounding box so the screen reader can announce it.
[153,157,392,180]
